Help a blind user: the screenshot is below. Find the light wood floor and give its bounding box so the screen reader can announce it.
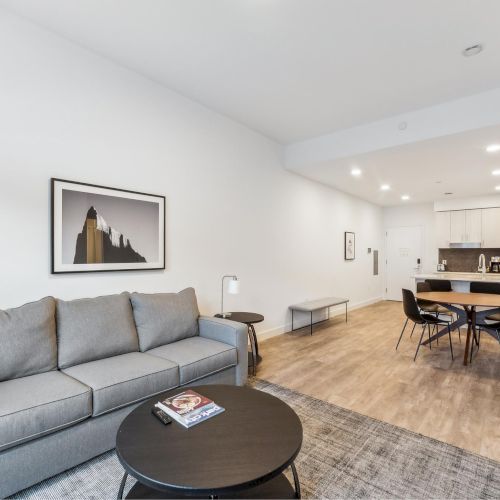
[258,300,500,462]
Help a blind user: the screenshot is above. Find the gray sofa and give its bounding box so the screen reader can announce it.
[0,288,248,497]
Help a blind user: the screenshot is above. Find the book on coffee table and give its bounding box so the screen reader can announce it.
[156,389,225,428]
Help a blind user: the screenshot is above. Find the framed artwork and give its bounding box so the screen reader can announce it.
[51,178,165,273]
[344,231,355,260]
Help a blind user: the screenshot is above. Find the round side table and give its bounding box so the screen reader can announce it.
[215,312,264,376]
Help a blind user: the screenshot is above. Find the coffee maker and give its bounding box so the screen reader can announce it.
[490,256,500,273]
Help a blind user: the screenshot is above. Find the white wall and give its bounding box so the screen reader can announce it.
[0,9,384,336]
[383,203,437,277]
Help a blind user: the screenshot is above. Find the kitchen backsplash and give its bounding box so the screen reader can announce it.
[438,248,500,272]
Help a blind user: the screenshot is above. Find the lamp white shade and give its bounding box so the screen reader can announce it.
[227,278,240,294]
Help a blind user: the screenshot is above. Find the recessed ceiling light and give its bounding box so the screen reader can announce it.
[351,168,362,176]
[495,186,500,191]
[401,195,410,201]
[492,169,500,176]
[462,44,483,57]
[380,184,390,191]
[486,144,500,153]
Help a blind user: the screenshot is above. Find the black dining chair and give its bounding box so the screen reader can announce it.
[425,279,452,292]
[396,289,454,362]
[424,279,460,341]
[417,281,455,319]
[469,281,500,361]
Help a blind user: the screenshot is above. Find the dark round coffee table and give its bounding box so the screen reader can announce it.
[116,385,302,499]
[214,312,264,376]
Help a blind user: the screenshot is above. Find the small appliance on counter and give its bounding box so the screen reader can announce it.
[490,256,500,273]
[437,259,447,272]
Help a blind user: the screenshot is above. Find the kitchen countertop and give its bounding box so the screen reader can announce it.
[414,272,500,282]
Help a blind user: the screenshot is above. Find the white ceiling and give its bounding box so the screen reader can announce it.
[2,0,500,143]
[289,124,500,206]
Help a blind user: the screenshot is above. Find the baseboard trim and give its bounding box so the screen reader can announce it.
[257,296,384,341]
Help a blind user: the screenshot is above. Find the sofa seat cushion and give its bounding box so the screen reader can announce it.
[62,352,179,416]
[0,296,57,382]
[57,293,139,369]
[147,337,237,385]
[130,288,200,351]
[0,371,92,452]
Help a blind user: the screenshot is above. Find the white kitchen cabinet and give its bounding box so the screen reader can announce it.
[439,209,482,245]
[465,209,482,243]
[435,211,451,248]
[482,207,500,247]
[449,210,466,243]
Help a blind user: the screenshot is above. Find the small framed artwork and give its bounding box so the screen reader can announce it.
[51,178,165,273]
[344,231,355,260]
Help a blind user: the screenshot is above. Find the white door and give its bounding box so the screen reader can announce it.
[386,226,423,301]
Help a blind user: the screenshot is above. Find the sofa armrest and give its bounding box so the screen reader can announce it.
[198,316,248,386]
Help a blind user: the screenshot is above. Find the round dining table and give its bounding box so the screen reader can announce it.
[416,291,500,365]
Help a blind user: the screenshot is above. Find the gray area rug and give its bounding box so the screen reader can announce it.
[11,380,500,499]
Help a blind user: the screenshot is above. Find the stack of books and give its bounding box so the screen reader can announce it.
[155,389,225,428]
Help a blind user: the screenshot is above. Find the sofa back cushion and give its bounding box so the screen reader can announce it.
[130,288,200,351]
[57,293,139,369]
[0,297,57,382]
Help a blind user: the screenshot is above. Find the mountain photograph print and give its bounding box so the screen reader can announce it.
[51,179,165,273]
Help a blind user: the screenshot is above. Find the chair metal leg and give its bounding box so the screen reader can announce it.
[447,324,454,361]
[414,324,426,361]
[410,322,416,338]
[433,323,439,345]
[396,318,408,350]
[428,324,432,349]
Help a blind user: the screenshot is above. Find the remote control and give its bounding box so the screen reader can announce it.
[152,406,172,425]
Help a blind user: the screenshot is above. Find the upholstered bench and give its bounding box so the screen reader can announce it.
[289,297,349,335]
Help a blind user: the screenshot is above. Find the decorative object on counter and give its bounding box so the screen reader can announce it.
[220,275,240,318]
[437,260,447,271]
[344,231,355,260]
[51,178,165,273]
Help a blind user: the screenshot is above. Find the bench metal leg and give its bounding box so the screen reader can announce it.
[345,302,348,322]
[310,311,313,335]
[291,309,294,332]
